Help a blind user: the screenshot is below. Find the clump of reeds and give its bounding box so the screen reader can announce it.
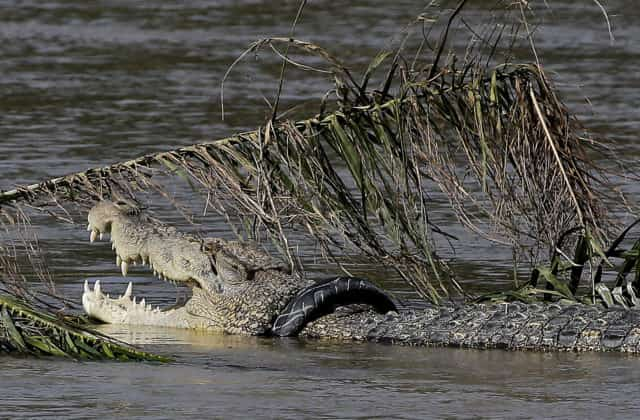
[477,219,640,307]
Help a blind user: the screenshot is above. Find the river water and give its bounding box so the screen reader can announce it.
[1,1,640,418]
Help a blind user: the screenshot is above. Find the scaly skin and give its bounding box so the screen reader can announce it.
[301,302,640,352]
[83,200,640,352]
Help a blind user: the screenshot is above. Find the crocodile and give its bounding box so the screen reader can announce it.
[82,200,640,353]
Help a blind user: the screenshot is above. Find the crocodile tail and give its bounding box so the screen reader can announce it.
[270,277,397,337]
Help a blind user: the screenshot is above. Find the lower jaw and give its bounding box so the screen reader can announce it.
[82,279,212,329]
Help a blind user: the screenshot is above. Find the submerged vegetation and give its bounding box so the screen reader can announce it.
[0,1,638,355]
[0,294,169,361]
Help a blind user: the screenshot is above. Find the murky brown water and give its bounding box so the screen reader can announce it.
[1,1,640,418]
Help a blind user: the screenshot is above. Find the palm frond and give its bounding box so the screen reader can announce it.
[0,294,169,361]
[0,2,632,304]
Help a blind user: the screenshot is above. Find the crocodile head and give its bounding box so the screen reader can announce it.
[82,200,303,334]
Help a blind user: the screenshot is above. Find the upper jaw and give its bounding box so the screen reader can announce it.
[87,222,178,286]
[82,219,215,327]
[86,215,220,293]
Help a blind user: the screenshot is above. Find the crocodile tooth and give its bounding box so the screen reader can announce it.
[94,280,102,295]
[90,229,98,243]
[84,280,90,293]
[121,261,129,277]
[116,255,122,266]
[133,296,137,305]
[111,243,116,250]
[99,232,103,241]
[124,282,133,299]
[132,260,137,267]
[86,224,92,232]
[140,298,146,308]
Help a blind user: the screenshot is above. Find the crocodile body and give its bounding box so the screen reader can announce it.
[300,302,640,352]
[80,200,640,353]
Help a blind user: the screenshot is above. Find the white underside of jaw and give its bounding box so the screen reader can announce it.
[82,280,200,328]
[83,280,159,322]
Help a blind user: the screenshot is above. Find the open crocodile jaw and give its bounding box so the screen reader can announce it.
[83,201,223,328]
[82,201,395,335]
